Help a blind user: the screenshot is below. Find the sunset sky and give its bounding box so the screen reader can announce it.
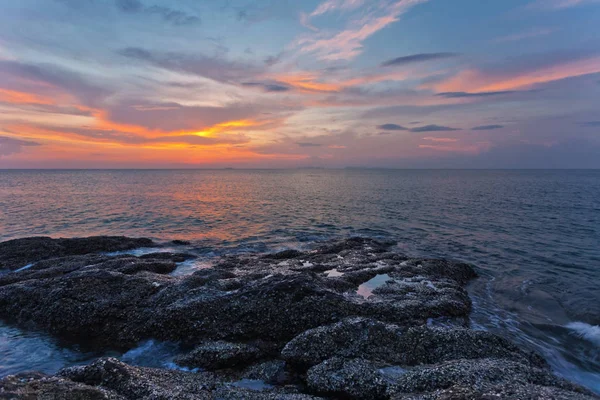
[0,0,599,168]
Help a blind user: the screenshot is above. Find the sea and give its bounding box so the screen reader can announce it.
[0,169,599,393]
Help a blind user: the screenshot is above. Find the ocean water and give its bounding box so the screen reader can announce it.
[0,169,599,392]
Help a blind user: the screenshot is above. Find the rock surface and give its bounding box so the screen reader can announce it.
[0,236,597,399]
[0,236,156,270]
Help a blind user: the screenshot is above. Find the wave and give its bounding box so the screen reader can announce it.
[566,322,600,347]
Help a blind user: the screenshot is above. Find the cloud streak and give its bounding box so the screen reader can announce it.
[0,136,41,156]
[381,52,458,67]
[296,0,428,61]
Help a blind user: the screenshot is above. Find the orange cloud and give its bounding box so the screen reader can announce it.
[0,88,55,105]
[430,56,600,93]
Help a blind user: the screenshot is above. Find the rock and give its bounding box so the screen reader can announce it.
[263,250,303,260]
[0,236,597,400]
[0,371,125,399]
[282,318,542,369]
[55,357,322,399]
[242,360,288,384]
[306,357,388,400]
[398,383,598,400]
[171,240,191,246]
[387,358,586,395]
[175,341,262,370]
[0,236,155,270]
[0,254,177,349]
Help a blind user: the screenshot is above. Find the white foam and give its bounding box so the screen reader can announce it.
[15,263,34,272]
[325,269,344,277]
[566,322,600,347]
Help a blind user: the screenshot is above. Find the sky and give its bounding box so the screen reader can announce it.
[0,0,599,168]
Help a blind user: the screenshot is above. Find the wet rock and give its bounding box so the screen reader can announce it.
[146,273,363,346]
[57,357,322,399]
[398,383,598,400]
[242,360,288,384]
[387,358,585,395]
[0,255,177,349]
[139,252,196,263]
[283,318,541,369]
[306,357,388,400]
[263,250,303,260]
[175,341,262,370]
[0,236,155,270]
[171,240,191,246]
[0,236,596,400]
[0,371,124,399]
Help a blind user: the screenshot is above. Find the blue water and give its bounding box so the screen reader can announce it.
[0,169,599,392]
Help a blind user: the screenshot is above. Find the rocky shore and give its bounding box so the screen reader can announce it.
[0,236,597,399]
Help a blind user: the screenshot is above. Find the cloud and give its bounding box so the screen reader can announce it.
[146,6,200,25]
[410,125,460,132]
[579,121,600,127]
[116,0,142,13]
[437,91,518,98]
[377,123,408,131]
[296,142,323,147]
[496,28,554,43]
[428,55,600,93]
[528,0,600,10]
[242,82,292,92]
[0,60,110,107]
[0,136,40,156]
[105,100,288,132]
[296,0,428,61]
[422,137,458,142]
[28,125,250,147]
[472,125,504,130]
[381,52,458,67]
[117,47,260,83]
[115,0,200,25]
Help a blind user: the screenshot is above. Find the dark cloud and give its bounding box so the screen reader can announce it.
[579,121,600,127]
[118,47,260,83]
[437,91,517,98]
[381,53,458,67]
[146,6,200,25]
[410,125,461,132]
[115,1,200,25]
[115,0,142,13]
[296,142,322,147]
[0,136,41,156]
[472,125,505,130]
[377,123,408,131]
[242,82,291,92]
[0,60,110,107]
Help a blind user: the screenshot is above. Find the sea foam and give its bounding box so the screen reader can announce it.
[566,322,600,347]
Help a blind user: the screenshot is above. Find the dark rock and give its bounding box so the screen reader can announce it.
[242,360,288,384]
[171,240,191,246]
[398,383,598,400]
[0,236,155,270]
[139,252,195,262]
[283,318,541,370]
[0,256,175,349]
[0,371,124,399]
[387,358,586,395]
[55,357,322,399]
[175,341,262,370]
[306,357,388,400]
[263,250,303,260]
[0,236,596,400]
